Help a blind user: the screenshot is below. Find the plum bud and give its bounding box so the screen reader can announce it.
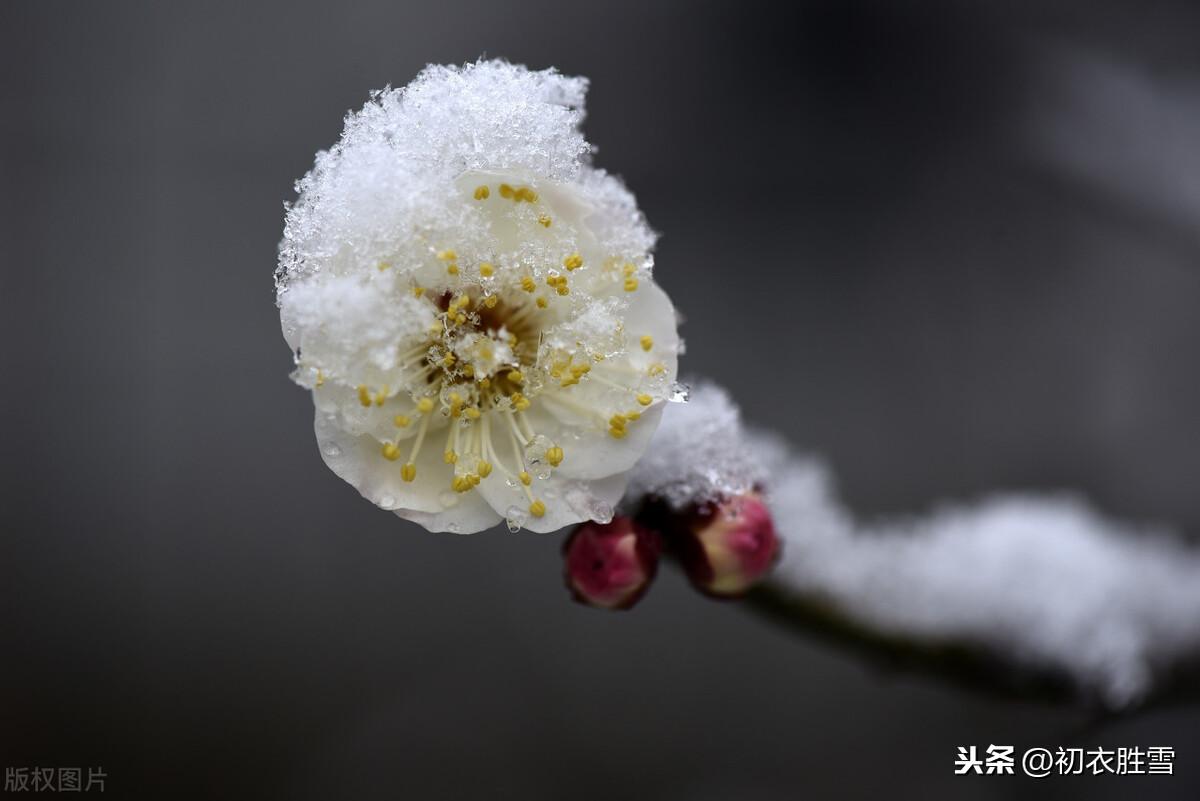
[563,517,661,610]
[676,492,780,597]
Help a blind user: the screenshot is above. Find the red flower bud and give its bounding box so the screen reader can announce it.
[563,517,661,610]
[676,492,780,597]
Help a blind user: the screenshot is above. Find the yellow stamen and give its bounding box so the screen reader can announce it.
[413,286,425,298]
[529,499,546,518]
[381,442,400,461]
[624,277,638,292]
[546,446,563,467]
[519,471,532,486]
[394,414,411,427]
[538,214,552,227]
[437,249,457,261]
[499,183,515,199]
[315,370,325,387]
[483,294,498,308]
[444,450,458,464]
[401,463,417,482]
[473,185,490,200]
[636,393,652,406]
[535,296,548,309]
[357,385,371,407]
[465,407,481,420]
[521,276,536,293]
[417,397,435,413]
[477,460,492,478]
[447,263,459,276]
[563,253,583,270]
[640,335,654,352]
[479,262,494,278]
[623,263,636,277]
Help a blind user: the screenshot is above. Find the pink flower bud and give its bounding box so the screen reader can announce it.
[563,517,661,610]
[676,492,780,597]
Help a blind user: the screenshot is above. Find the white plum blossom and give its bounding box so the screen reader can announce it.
[277,60,680,534]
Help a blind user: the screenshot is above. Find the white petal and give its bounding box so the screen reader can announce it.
[314,411,502,533]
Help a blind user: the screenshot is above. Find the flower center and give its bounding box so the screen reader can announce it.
[345,179,668,525]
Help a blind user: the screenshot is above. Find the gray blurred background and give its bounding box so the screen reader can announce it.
[3,1,1199,798]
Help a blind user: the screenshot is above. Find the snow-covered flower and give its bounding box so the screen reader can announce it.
[276,60,680,534]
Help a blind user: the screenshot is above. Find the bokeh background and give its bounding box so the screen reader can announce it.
[3,1,1199,798]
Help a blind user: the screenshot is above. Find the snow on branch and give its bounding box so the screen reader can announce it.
[625,382,1200,709]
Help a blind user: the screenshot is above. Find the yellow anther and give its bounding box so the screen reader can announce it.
[381,442,400,461]
[563,253,583,270]
[377,261,391,271]
[508,369,524,384]
[429,319,443,335]
[373,385,388,406]
[452,475,472,493]
[608,427,627,439]
[521,275,536,293]
[636,393,652,406]
[465,407,481,420]
[515,187,538,203]
[444,450,458,464]
[413,285,425,297]
[478,378,491,389]
[536,296,548,308]
[483,294,498,308]
[315,369,325,388]
[357,385,371,407]
[469,473,481,486]
[519,471,532,486]
[441,352,456,368]
[401,463,417,482]
[512,393,531,411]
[640,335,654,352]
[546,446,564,467]
[479,262,495,278]
[394,414,411,428]
[529,499,546,518]
[447,263,459,276]
[417,397,434,413]
[476,460,492,478]
[455,312,466,324]
[462,364,475,378]
[624,277,639,292]
[556,284,570,296]
[560,377,579,388]
[625,411,641,421]
[437,249,457,261]
[473,185,490,200]
[538,214,552,227]
[647,362,666,376]
[609,414,627,430]
[623,263,636,277]
[499,183,515,199]
[570,364,590,378]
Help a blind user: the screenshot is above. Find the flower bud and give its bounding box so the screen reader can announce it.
[563,517,661,610]
[676,492,780,597]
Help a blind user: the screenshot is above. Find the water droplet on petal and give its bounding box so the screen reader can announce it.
[591,501,614,524]
[447,522,461,534]
[669,382,690,403]
[322,442,342,458]
[438,491,459,508]
[379,495,395,509]
[505,505,527,532]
